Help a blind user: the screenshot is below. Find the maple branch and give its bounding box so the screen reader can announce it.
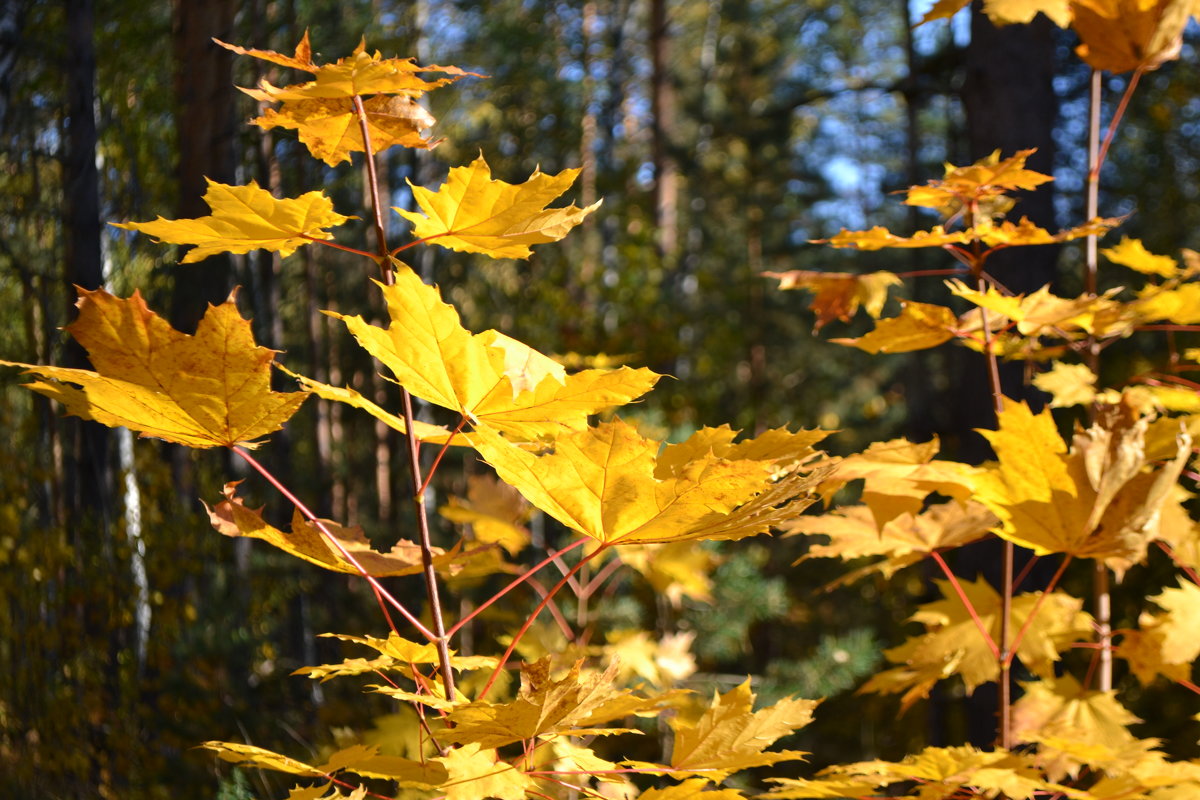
[232,446,435,641]
[895,267,969,280]
[1004,554,1073,668]
[352,93,458,704]
[480,545,607,697]
[447,538,588,636]
[1090,66,1145,184]
[930,550,999,659]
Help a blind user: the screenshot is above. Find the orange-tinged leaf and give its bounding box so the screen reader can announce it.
[395,154,600,259]
[1103,236,1180,278]
[902,149,1053,216]
[762,269,901,331]
[112,180,351,263]
[982,0,1073,25]
[431,743,532,800]
[819,225,970,250]
[1072,0,1191,72]
[254,95,437,166]
[832,300,957,354]
[332,266,658,440]
[972,215,1122,247]
[0,288,307,448]
[214,32,317,72]
[205,481,479,577]
[470,419,819,546]
[661,680,815,781]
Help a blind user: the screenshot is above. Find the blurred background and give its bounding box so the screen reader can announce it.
[2,0,1199,796]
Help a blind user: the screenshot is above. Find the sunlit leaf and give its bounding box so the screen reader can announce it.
[0,288,307,448]
[112,180,351,263]
[902,149,1052,217]
[1103,236,1180,278]
[431,743,533,800]
[254,95,437,166]
[1033,362,1098,408]
[831,300,958,354]
[439,474,532,556]
[395,153,601,258]
[1071,0,1192,73]
[762,269,901,331]
[819,225,970,250]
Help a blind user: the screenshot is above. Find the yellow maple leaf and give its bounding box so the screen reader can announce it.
[820,225,970,250]
[113,180,351,264]
[470,419,820,546]
[917,0,1072,26]
[974,400,1191,567]
[395,154,600,259]
[831,300,958,354]
[330,266,658,440]
[653,680,815,781]
[788,501,996,582]
[619,541,719,605]
[971,215,1122,247]
[0,288,307,448]
[205,481,487,578]
[214,30,317,72]
[947,279,1123,337]
[432,743,532,800]
[903,149,1053,217]
[1033,362,1098,408]
[1132,281,1200,324]
[1141,580,1200,665]
[443,659,663,747]
[1071,0,1191,73]
[255,95,437,166]
[439,474,532,556]
[603,629,698,687]
[640,781,748,799]
[1103,236,1180,278]
[861,578,1091,708]
[762,269,901,331]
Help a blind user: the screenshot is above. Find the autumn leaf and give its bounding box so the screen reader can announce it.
[641,680,815,781]
[603,629,698,687]
[831,300,958,354]
[112,180,351,263]
[431,744,533,800]
[903,149,1053,217]
[861,578,1092,709]
[470,419,822,546]
[395,153,600,258]
[439,474,532,556]
[1071,0,1191,73]
[638,780,748,799]
[295,631,497,684]
[917,0,1071,26]
[214,30,317,71]
[819,225,970,250]
[1033,362,1098,408]
[254,95,437,166]
[331,265,659,440]
[762,269,901,331]
[0,288,307,448]
[787,501,996,583]
[205,481,490,578]
[443,659,666,747]
[619,541,719,605]
[975,400,1192,568]
[946,279,1123,337]
[971,215,1121,247]
[1103,236,1180,278]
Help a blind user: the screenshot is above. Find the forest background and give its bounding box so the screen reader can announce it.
[2,0,1199,797]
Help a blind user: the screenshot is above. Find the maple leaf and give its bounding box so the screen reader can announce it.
[1132,281,1200,325]
[1139,580,1200,665]
[470,419,822,546]
[619,541,720,605]
[788,501,996,583]
[946,279,1123,337]
[0,288,307,448]
[917,0,1071,26]
[970,215,1121,247]
[1033,362,1098,408]
[112,180,351,263]
[646,680,815,781]
[331,265,659,440]
[861,578,1092,709]
[295,632,497,685]
[819,225,970,250]
[443,658,664,747]
[1103,236,1180,278]
[813,435,979,527]
[254,95,437,166]
[1071,0,1191,73]
[431,743,533,800]
[639,781,748,799]
[395,153,600,258]
[439,474,532,556]
[762,269,901,331]
[902,149,1053,218]
[205,481,489,577]
[974,400,1191,568]
[214,30,317,71]
[603,629,698,687]
[831,300,957,354]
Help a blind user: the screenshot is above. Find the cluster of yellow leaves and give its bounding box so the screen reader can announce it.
[0,288,307,448]
[861,578,1092,710]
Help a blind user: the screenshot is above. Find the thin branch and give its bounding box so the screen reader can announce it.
[1004,554,1073,668]
[301,234,377,260]
[232,447,435,641]
[930,549,999,659]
